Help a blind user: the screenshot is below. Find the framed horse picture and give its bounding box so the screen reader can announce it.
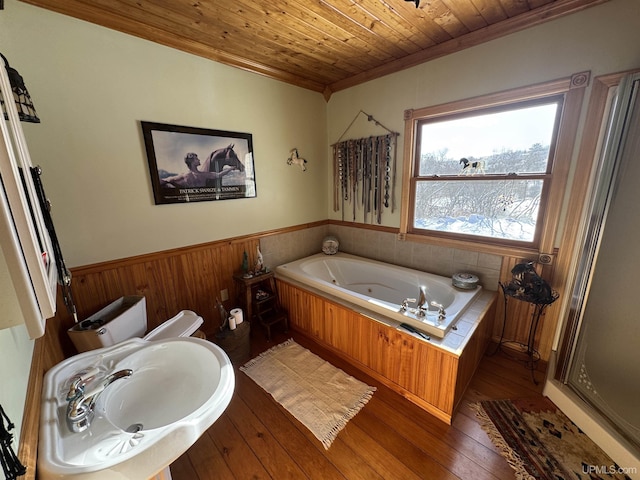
[141,121,257,204]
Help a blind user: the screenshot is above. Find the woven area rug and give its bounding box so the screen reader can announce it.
[240,339,375,449]
[474,397,633,480]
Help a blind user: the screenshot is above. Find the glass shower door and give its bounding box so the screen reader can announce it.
[567,73,640,448]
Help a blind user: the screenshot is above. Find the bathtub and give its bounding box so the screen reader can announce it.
[275,252,483,339]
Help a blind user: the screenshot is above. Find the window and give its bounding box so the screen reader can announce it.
[401,75,587,253]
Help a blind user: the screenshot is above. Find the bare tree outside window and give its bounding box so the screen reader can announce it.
[411,99,561,245]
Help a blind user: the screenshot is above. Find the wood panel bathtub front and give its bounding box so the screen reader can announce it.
[276,279,496,423]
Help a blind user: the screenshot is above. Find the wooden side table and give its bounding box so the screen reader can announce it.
[233,271,288,340]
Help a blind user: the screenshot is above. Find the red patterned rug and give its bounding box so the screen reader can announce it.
[475,397,633,480]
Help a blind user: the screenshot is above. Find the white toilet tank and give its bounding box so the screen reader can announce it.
[68,296,205,353]
[67,296,147,353]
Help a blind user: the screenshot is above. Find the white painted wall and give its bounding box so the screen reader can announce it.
[1,0,328,268]
[0,321,34,452]
[326,0,640,229]
[0,234,34,454]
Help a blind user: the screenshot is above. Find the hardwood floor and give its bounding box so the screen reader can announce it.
[170,330,544,480]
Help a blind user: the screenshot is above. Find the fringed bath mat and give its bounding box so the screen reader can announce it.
[240,339,375,449]
[474,397,633,480]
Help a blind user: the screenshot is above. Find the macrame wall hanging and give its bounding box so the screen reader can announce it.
[332,110,399,224]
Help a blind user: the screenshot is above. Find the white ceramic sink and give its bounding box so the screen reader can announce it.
[38,337,234,480]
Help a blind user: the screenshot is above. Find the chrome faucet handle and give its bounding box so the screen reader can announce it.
[430,301,445,315]
[66,367,100,401]
[400,298,416,311]
[66,380,83,402]
[430,301,446,321]
[66,368,133,433]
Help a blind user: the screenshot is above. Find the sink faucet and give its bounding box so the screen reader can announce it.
[66,369,133,433]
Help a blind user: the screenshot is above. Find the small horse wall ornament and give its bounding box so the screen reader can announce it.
[287,148,307,171]
[459,157,486,175]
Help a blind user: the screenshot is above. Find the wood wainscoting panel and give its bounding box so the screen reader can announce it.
[323,302,362,360]
[278,281,324,340]
[47,237,260,360]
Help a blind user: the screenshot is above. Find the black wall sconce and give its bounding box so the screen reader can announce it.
[1,53,40,123]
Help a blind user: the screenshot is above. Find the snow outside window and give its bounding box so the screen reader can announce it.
[409,96,563,247]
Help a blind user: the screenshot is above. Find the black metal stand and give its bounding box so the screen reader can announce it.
[492,283,553,384]
[0,404,26,480]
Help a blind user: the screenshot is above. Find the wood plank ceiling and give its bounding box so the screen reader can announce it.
[20,0,607,99]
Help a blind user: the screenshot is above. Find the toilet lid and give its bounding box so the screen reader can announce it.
[143,310,204,341]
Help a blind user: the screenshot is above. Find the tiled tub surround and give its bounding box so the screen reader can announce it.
[260,224,502,291]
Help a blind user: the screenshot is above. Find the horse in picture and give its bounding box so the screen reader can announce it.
[202,144,245,173]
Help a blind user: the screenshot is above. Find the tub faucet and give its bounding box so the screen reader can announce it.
[416,288,428,317]
[66,368,133,433]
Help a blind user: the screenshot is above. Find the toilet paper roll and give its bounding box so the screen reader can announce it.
[228,316,237,330]
[230,308,244,325]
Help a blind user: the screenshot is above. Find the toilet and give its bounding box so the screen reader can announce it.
[67,296,204,353]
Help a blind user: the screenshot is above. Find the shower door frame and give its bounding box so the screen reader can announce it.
[555,70,640,449]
